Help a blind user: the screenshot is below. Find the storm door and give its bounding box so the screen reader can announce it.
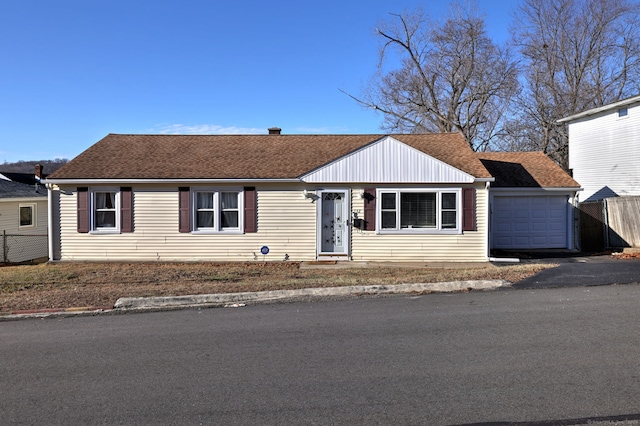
[317,190,350,257]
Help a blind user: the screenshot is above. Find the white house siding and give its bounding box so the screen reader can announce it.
[350,184,488,262]
[0,198,48,262]
[568,101,640,201]
[56,184,317,261]
[301,136,475,184]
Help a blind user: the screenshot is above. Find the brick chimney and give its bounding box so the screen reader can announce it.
[35,164,43,181]
[268,127,282,135]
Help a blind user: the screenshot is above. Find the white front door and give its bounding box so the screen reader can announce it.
[317,190,350,258]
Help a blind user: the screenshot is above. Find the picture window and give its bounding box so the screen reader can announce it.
[378,189,460,233]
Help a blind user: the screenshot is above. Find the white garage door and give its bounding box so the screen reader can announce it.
[492,196,568,249]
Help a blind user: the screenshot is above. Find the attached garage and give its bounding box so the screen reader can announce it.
[492,195,569,249]
[477,152,581,252]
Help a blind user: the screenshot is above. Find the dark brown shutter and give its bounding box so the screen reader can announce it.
[178,187,190,233]
[244,187,257,233]
[462,188,476,231]
[77,187,89,233]
[363,188,376,231]
[120,187,133,233]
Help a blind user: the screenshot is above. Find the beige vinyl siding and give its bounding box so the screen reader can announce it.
[55,183,488,262]
[350,184,488,262]
[0,199,47,234]
[57,185,317,261]
[0,198,48,262]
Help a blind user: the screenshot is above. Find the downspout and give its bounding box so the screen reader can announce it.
[485,181,491,260]
[571,191,579,251]
[47,184,54,261]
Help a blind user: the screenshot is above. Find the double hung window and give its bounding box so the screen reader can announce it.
[378,189,460,233]
[94,191,117,229]
[77,187,132,234]
[81,189,121,233]
[193,189,241,232]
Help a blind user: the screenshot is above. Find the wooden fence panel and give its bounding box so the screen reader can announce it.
[606,196,640,248]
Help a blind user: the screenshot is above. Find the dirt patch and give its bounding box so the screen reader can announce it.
[0,261,553,314]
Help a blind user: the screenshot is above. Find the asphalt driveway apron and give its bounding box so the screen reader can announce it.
[513,256,640,289]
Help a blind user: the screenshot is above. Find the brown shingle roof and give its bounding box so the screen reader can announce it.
[47,133,492,180]
[477,152,580,188]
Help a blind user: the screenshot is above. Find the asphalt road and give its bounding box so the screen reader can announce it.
[2,284,640,425]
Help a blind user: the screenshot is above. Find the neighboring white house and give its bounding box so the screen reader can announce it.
[44,131,580,263]
[559,94,640,201]
[0,179,48,263]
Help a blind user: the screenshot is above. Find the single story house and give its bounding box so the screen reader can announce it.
[0,178,48,263]
[44,131,580,262]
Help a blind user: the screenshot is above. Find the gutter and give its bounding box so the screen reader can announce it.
[490,187,583,194]
[43,178,303,185]
[0,196,46,203]
[558,94,640,123]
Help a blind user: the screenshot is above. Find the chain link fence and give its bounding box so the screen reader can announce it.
[1,231,48,264]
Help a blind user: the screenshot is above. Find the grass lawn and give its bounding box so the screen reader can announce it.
[0,261,554,314]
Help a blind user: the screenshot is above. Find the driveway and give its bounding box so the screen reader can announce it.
[512,254,640,289]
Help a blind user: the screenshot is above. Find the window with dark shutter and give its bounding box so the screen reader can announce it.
[462,188,476,231]
[363,188,376,231]
[244,187,257,233]
[77,187,89,233]
[120,187,133,233]
[178,187,191,233]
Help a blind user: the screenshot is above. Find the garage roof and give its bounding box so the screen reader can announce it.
[477,152,580,188]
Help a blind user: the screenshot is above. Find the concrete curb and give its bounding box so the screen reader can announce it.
[114,279,511,310]
[0,280,511,321]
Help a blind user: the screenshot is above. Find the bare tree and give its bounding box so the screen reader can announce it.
[345,5,519,151]
[507,0,640,168]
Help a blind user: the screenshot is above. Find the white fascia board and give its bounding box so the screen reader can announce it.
[490,187,581,196]
[43,178,302,185]
[0,196,47,203]
[558,94,640,123]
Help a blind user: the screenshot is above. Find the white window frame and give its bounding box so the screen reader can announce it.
[18,203,36,229]
[90,188,120,234]
[376,188,462,234]
[191,188,243,234]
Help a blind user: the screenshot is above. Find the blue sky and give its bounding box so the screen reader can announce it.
[0,0,517,163]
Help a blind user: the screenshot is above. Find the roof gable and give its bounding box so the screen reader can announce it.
[300,136,475,183]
